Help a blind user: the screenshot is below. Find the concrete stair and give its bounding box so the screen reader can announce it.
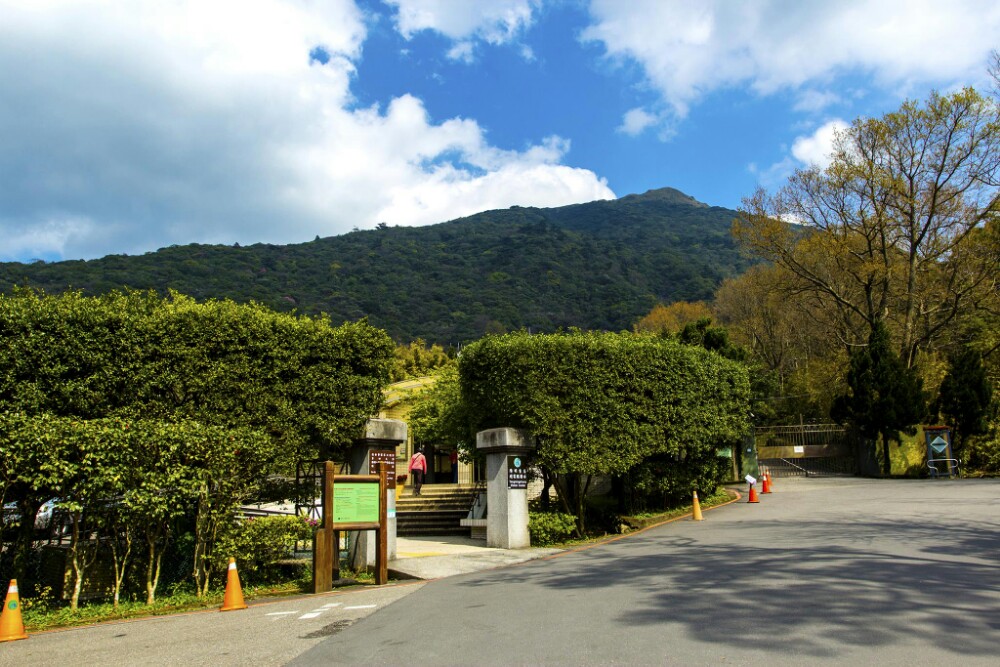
[396,485,477,536]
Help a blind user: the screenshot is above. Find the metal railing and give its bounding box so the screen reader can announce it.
[927,458,960,478]
[759,456,857,478]
[467,478,487,518]
[778,458,810,477]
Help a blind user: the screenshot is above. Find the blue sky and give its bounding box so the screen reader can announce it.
[1,0,998,262]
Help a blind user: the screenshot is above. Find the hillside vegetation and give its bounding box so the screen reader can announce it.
[0,188,750,343]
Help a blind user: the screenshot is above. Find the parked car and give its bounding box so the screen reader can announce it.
[2,498,62,530]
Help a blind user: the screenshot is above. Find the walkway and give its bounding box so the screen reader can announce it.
[392,535,562,579]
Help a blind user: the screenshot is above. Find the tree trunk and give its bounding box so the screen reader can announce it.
[12,497,42,582]
[111,528,132,610]
[69,511,83,611]
[192,489,208,596]
[881,432,892,477]
[550,474,581,537]
[540,468,552,511]
[145,527,164,605]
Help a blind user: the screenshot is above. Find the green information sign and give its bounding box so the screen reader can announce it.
[333,483,380,524]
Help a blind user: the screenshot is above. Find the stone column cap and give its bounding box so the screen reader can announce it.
[360,418,407,443]
[476,427,536,454]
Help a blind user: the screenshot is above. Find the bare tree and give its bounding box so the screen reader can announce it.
[736,88,1000,367]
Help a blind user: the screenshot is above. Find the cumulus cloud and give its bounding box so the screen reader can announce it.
[617,108,659,136]
[790,119,849,168]
[388,0,539,42]
[0,0,612,261]
[583,0,1000,124]
[793,89,842,113]
[752,119,849,188]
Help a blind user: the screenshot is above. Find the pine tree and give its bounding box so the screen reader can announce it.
[938,346,994,453]
[832,321,925,476]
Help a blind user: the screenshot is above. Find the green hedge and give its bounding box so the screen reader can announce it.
[528,512,577,546]
[460,330,750,475]
[214,515,313,585]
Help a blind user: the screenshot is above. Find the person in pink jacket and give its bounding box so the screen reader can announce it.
[408,447,427,496]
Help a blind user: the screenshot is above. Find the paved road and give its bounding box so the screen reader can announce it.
[291,478,1000,666]
[2,582,426,666]
[6,478,999,665]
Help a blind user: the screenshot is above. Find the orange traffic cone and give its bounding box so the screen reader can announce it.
[692,490,704,521]
[762,472,772,494]
[220,558,247,612]
[0,579,28,642]
[767,472,775,491]
[747,482,760,503]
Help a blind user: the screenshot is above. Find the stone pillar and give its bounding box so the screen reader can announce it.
[348,418,406,571]
[476,427,536,549]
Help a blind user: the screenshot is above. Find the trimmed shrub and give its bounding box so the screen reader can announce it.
[528,511,577,546]
[213,515,313,585]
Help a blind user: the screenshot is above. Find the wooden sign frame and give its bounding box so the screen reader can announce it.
[312,461,388,592]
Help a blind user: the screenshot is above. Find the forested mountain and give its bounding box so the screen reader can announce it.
[0,188,751,344]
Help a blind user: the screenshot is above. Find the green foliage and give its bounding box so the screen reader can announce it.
[407,363,471,449]
[965,423,1000,474]
[676,318,747,362]
[461,331,751,474]
[391,339,452,382]
[624,451,731,512]
[528,511,577,546]
[459,330,750,530]
[0,188,752,344]
[832,321,926,476]
[213,515,312,586]
[0,413,278,603]
[0,287,393,603]
[0,288,394,464]
[937,346,995,452]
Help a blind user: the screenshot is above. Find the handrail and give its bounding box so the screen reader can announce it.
[927,458,959,478]
[468,478,487,515]
[778,458,811,477]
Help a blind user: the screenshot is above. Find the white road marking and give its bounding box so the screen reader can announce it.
[266,611,297,616]
[321,603,342,609]
[343,605,377,610]
[298,612,323,620]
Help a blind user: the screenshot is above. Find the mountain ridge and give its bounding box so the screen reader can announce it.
[0,187,751,343]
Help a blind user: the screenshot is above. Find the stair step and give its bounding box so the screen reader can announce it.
[393,486,481,537]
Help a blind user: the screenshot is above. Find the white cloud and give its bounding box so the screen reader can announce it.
[386,0,540,62]
[754,119,849,187]
[617,108,659,136]
[0,0,612,261]
[793,89,841,113]
[388,0,539,43]
[446,41,475,63]
[583,0,1000,122]
[790,119,849,168]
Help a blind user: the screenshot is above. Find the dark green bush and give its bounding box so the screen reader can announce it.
[624,450,732,512]
[214,515,312,585]
[528,511,577,546]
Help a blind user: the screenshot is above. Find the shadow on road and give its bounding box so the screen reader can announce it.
[456,517,1000,659]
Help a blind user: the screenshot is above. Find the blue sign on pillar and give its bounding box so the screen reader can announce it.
[507,455,528,489]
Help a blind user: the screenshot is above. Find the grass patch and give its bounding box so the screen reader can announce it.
[20,566,382,632]
[539,487,736,550]
[618,487,733,532]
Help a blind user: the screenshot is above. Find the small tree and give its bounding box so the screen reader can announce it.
[938,346,994,454]
[833,321,925,475]
[460,331,750,533]
[408,363,470,451]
